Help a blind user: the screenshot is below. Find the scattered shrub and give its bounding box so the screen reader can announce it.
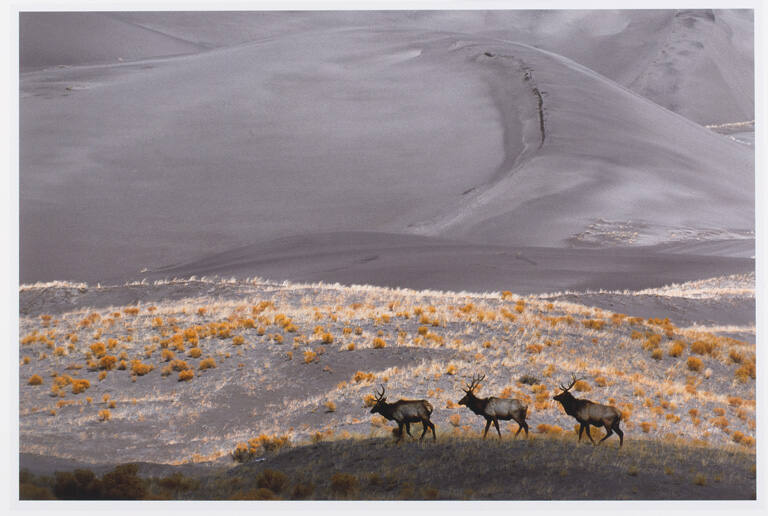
[131,360,153,376]
[71,379,90,394]
[372,337,386,349]
[573,380,591,392]
[232,336,245,346]
[330,473,357,497]
[199,358,216,370]
[187,347,202,359]
[303,350,317,363]
[686,357,703,371]
[178,370,194,382]
[89,342,106,358]
[256,470,288,494]
[98,409,110,421]
[290,482,315,500]
[28,375,43,386]
[170,360,189,372]
[99,355,117,370]
[668,341,685,357]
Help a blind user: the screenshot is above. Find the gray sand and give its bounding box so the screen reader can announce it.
[19,11,754,292]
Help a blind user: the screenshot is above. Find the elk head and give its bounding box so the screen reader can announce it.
[553,374,582,404]
[370,384,387,414]
[458,374,485,406]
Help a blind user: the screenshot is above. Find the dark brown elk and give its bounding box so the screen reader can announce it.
[552,375,623,447]
[458,374,529,439]
[369,385,436,442]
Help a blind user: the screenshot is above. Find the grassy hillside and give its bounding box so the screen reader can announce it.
[18,274,755,499]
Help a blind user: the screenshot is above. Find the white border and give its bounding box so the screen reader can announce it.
[4,1,765,515]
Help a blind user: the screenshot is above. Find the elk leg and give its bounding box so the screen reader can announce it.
[396,422,404,443]
[578,423,585,442]
[513,417,528,438]
[493,418,502,439]
[483,418,492,439]
[405,422,414,439]
[613,422,624,447]
[598,427,613,444]
[419,420,428,441]
[429,420,436,441]
[584,425,596,444]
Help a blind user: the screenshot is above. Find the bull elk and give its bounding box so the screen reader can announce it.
[552,374,624,447]
[458,374,529,439]
[369,385,436,442]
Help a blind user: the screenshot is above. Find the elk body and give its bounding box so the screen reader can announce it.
[552,375,623,447]
[370,385,436,442]
[458,374,529,439]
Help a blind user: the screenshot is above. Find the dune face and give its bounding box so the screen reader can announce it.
[19,11,754,287]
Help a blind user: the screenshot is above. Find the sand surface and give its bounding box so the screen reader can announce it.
[19,11,754,289]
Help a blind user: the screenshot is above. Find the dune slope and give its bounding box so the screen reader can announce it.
[20,19,753,285]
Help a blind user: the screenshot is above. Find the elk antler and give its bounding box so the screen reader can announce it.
[464,373,486,393]
[559,374,583,392]
[373,384,386,402]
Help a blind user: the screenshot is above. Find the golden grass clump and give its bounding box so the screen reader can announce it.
[99,355,117,370]
[735,361,755,382]
[28,374,43,386]
[372,337,386,349]
[98,409,111,421]
[98,371,107,381]
[170,359,189,371]
[573,380,591,392]
[651,348,663,360]
[161,349,175,362]
[686,356,703,372]
[71,378,90,394]
[690,340,714,356]
[325,400,336,412]
[668,340,685,357]
[89,342,106,358]
[303,350,317,364]
[188,347,202,359]
[353,371,376,383]
[131,360,154,376]
[178,370,194,382]
[582,319,605,331]
[199,357,216,370]
[232,336,245,346]
[445,364,458,375]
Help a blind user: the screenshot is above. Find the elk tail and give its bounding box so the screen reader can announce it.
[424,401,434,415]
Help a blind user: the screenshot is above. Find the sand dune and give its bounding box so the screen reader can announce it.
[19,12,754,286]
[19,12,206,71]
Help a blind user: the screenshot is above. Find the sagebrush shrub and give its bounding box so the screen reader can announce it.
[199,358,216,370]
[178,370,194,382]
[99,355,117,370]
[71,379,90,394]
[28,374,43,386]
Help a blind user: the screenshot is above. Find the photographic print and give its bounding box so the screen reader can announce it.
[16,2,758,504]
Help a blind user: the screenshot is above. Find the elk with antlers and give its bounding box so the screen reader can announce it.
[552,374,624,447]
[369,385,436,442]
[458,374,529,439]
